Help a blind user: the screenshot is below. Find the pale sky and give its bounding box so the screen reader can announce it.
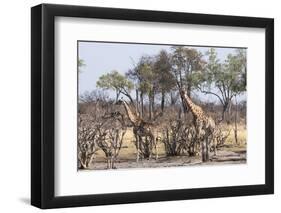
[78,41,246,103]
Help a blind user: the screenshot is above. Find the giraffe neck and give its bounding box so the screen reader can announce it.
[122,101,139,125]
[181,92,201,120]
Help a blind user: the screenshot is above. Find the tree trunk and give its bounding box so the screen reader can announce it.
[178,107,182,119]
[151,90,155,120]
[221,102,229,121]
[136,89,139,114]
[161,91,165,112]
[234,97,238,144]
[149,95,152,120]
[227,101,232,124]
[222,99,233,123]
[140,91,144,118]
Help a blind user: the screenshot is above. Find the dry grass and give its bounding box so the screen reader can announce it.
[94,123,247,161]
[223,123,247,145]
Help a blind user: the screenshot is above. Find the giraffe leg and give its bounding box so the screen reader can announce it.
[214,144,217,156]
[135,134,139,163]
[107,158,110,169]
[196,142,200,156]
[205,136,209,161]
[148,135,153,160]
[155,137,158,160]
[139,135,144,160]
[150,135,158,160]
[201,140,206,162]
[201,136,210,162]
[213,135,217,156]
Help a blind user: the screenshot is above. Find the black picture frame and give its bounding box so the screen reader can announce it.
[31,3,274,209]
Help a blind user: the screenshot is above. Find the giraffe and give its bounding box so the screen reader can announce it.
[179,89,216,162]
[116,99,158,162]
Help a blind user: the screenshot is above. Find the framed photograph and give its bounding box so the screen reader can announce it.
[31,3,274,209]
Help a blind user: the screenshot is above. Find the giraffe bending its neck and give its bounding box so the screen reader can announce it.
[117,99,158,161]
[120,100,141,126]
[179,89,216,162]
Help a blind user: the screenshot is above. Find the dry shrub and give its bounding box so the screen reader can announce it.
[78,115,102,169]
[161,119,199,156]
[96,116,127,169]
[78,99,125,169]
[214,124,231,148]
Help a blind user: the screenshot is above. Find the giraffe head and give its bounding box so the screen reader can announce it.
[115,98,124,105]
[179,88,206,120]
[179,88,192,99]
[179,88,186,96]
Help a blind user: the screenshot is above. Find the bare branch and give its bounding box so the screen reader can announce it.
[198,87,224,105]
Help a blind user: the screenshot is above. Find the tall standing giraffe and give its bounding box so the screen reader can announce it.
[116,99,158,162]
[179,89,216,162]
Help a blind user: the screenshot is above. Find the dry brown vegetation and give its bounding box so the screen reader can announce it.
[78,97,246,170]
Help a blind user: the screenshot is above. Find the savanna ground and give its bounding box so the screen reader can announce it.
[77,111,244,170]
[85,125,246,170]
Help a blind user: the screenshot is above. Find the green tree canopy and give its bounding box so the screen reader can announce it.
[198,48,247,120]
[154,50,175,93]
[170,47,206,90]
[96,70,134,103]
[127,56,156,95]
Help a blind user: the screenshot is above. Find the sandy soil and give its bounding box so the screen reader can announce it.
[85,148,246,170]
[79,127,247,171]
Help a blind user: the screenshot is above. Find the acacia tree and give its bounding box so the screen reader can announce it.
[96,70,134,103]
[198,48,246,121]
[170,47,206,114]
[127,56,157,119]
[130,53,174,120]
[127,57,145,117]
[170,47,206,93]
[140,57,157,120]
[154,50,176,112]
